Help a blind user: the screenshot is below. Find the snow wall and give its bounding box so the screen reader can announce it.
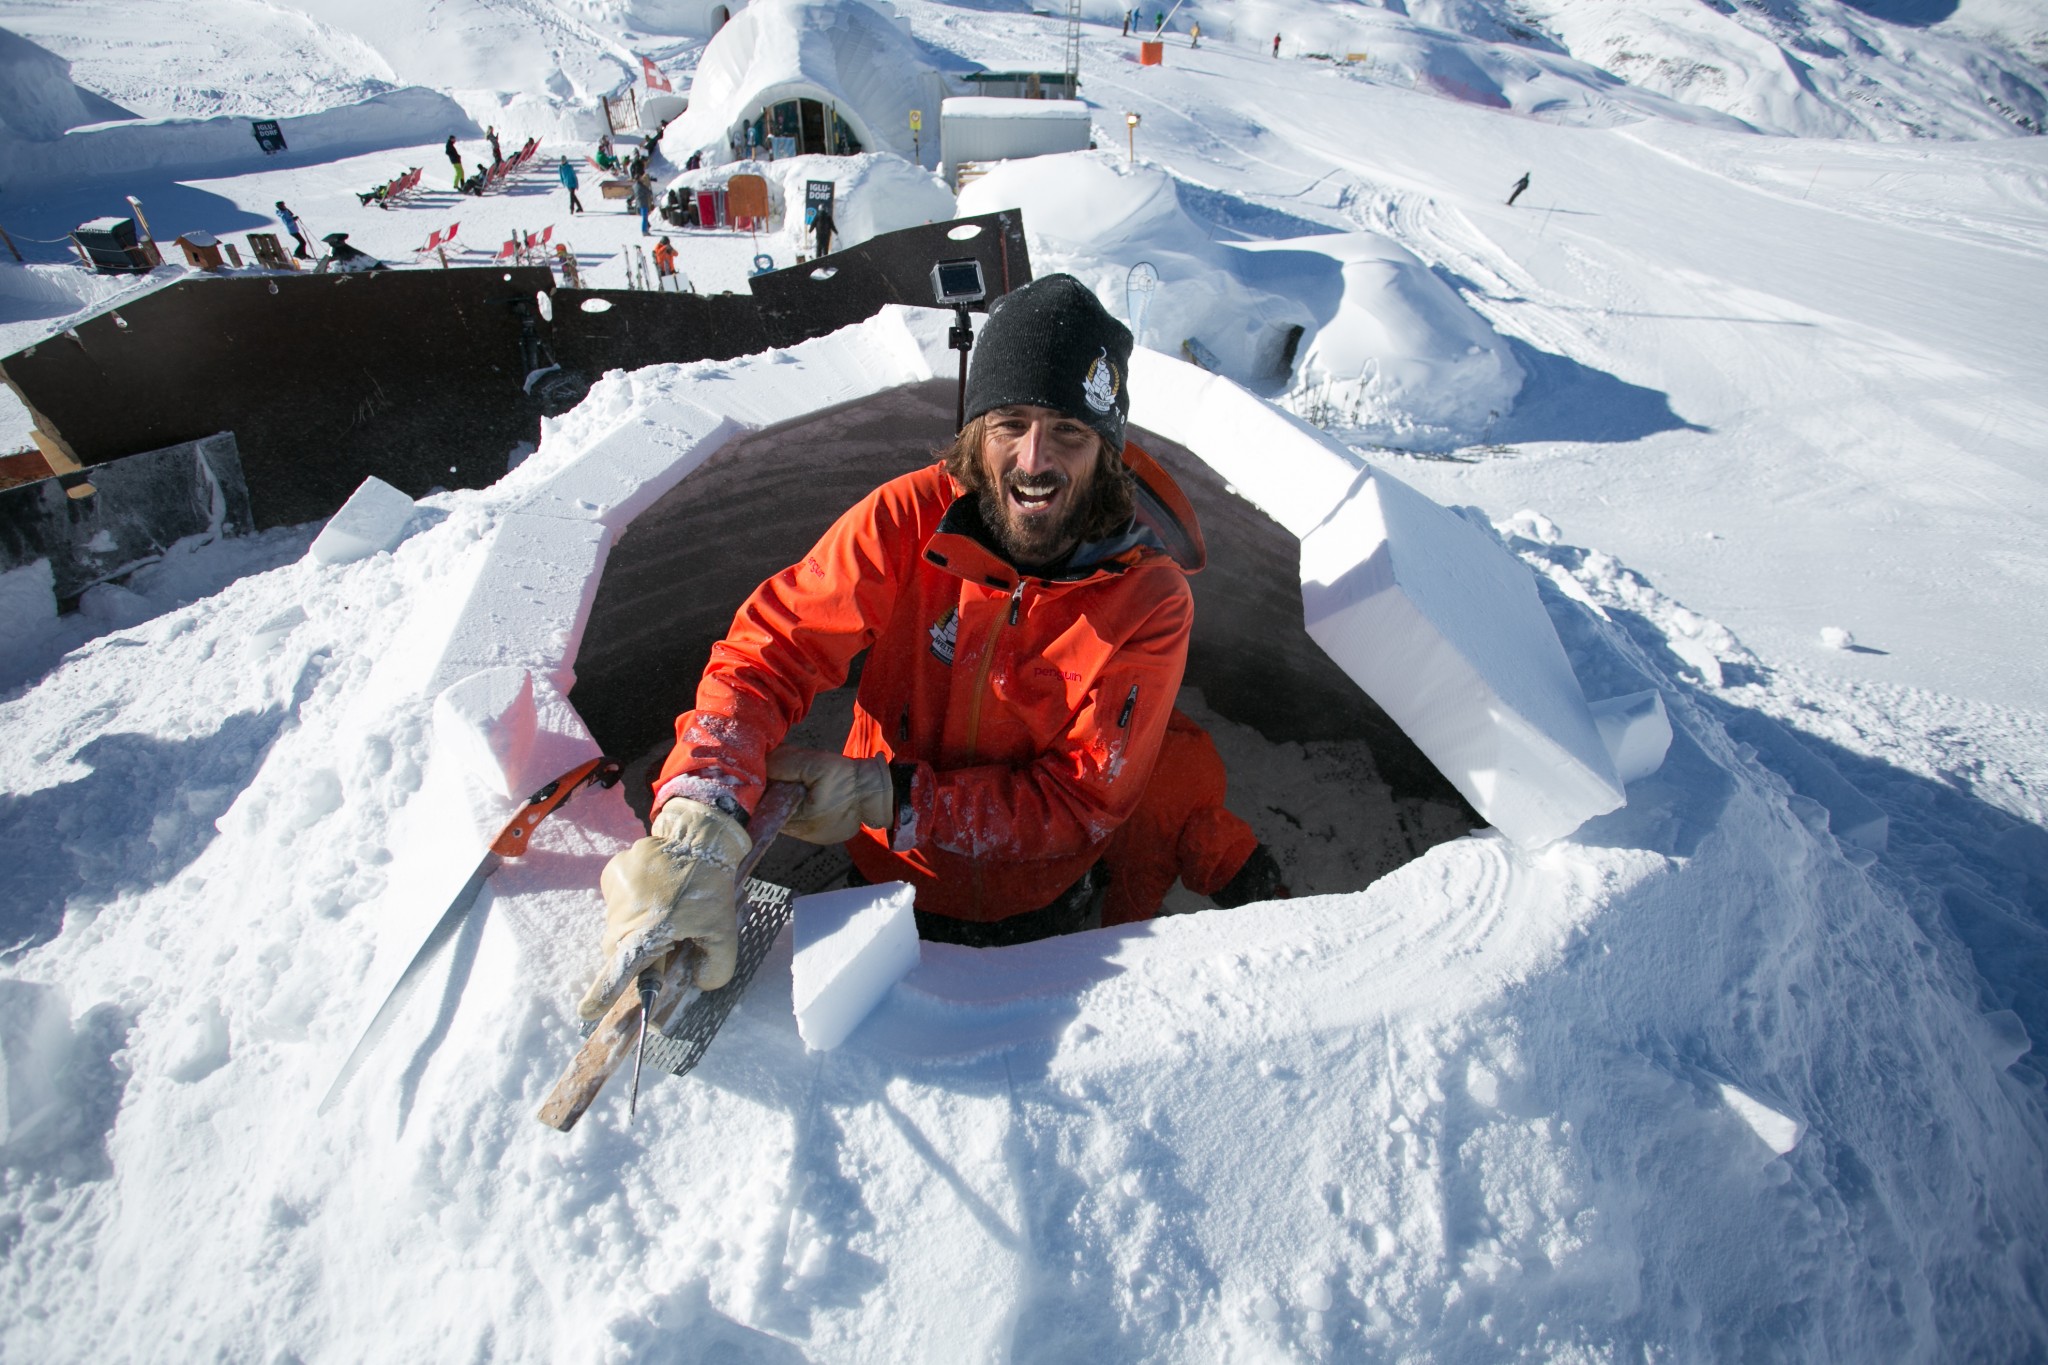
[466,305,1622,848]
[0,85,477,190]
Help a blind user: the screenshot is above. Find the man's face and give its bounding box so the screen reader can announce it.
[977,404,1102,566]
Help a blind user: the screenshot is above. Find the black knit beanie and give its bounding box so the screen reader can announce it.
[963,274,1132,450]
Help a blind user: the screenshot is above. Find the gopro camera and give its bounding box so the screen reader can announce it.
[930,257,987,306]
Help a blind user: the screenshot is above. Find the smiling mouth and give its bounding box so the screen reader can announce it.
[1007,474,1066,513]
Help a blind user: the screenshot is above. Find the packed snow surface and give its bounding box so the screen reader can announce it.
[3,0,2048,1359]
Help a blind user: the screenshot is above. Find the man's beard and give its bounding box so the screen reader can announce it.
[978,465,1095,568]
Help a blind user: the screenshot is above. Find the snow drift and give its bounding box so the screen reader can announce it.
[960,153,1526,449]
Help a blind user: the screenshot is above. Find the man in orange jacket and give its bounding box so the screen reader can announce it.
[582,275,1263,1017]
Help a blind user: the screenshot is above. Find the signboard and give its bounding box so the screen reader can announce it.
[908,110,922,132]
[804,179,835,226]
[251,120,286,154]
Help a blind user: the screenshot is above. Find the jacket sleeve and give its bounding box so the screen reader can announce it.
[897,578,1193,864]
[654,484,916,819]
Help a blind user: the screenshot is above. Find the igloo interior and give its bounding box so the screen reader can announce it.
[564,376,1485,905]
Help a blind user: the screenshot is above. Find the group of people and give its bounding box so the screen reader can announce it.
[444,128,514,196]
[578,274,1288,1024]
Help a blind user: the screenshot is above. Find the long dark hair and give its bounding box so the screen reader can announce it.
[940,416,1134,545]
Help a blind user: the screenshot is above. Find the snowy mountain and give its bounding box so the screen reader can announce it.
[1,0,2045,1360]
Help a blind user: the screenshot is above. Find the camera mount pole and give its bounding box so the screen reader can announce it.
[950,302,974,432]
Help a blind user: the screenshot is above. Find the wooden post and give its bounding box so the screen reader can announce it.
[0,225,21,263]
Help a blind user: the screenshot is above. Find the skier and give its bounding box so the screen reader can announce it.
[274,200,310,259]
[1273,32,1282,57]
[578,274,1220,1018]
[1507,171,1531,206]
[444,134,463,190]
[1121,8,1131,35]
[1190,21,1200,47]
[558,157,584,214]
[1154,10,1164,33]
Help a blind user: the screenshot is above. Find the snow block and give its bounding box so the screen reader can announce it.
[432,667,539,801]
[308,476,416,567]
[668,307,936,432]
[792,881,919,1052]
[1589,690,1672,786]
[509,397,740,535]
[1300,467,1624,846]
[0,557,55,637]
[432,666,602,805]
[421,512,610,698]
[1718,1083,1804,1157]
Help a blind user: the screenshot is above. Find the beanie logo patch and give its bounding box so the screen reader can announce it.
[1081,350,1120,416]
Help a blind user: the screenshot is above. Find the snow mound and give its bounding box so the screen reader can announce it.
[672,0,952,166]
[960,152,1524,449]
[0,26,135,141]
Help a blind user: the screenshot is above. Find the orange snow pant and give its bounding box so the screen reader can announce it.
[1100,709,1260,926]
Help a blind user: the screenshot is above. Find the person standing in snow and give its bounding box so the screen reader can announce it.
[1122,8,1131,36]
[578,275,1281,1018]
[1272,33,1282,57]
[558,157,584,214]
[488,126,503,167]
[811,202,835,260]
[1190,21,1200,47]
[633,170,656,234]
[445,134,463,190]
[274,200,311,259]
[1507,171,1531,206]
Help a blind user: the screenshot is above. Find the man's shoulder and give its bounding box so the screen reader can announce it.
[864,462,955,516]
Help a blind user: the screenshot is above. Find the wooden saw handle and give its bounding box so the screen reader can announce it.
[535,780,804,1131]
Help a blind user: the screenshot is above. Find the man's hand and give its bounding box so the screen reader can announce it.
[765,746,892,845]
[577,797,751,1020]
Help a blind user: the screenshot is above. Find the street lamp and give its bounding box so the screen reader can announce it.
[1125,111,1141,166]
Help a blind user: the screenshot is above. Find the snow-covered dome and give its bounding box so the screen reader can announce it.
[670,0,950,166]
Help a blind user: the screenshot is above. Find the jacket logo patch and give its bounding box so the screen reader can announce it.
[1082,350,1119,415]
[928,606,958,666]
[1033,665,1081,683]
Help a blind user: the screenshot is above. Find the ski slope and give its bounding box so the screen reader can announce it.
[2,0,2046,1360]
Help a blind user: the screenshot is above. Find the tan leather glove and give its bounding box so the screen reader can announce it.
[577,797,751,1020]
[765,746,893,845]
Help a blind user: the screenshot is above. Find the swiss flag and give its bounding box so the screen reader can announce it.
[641,55,672,92]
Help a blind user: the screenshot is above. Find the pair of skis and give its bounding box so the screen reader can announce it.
[320,758,799,1131]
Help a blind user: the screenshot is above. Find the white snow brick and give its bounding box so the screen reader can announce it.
[1589,689,1673,786]
[1300,466,1624,847]
[308,476,416,566]
[421,512,610,698]
[432,668,539,801]
[1129,347,1362,539]
[0,558,56,636]
[792,881,919,1052]
[1718,1083,1804,1157]
[509,396,741,534]
[683,307,937,431]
